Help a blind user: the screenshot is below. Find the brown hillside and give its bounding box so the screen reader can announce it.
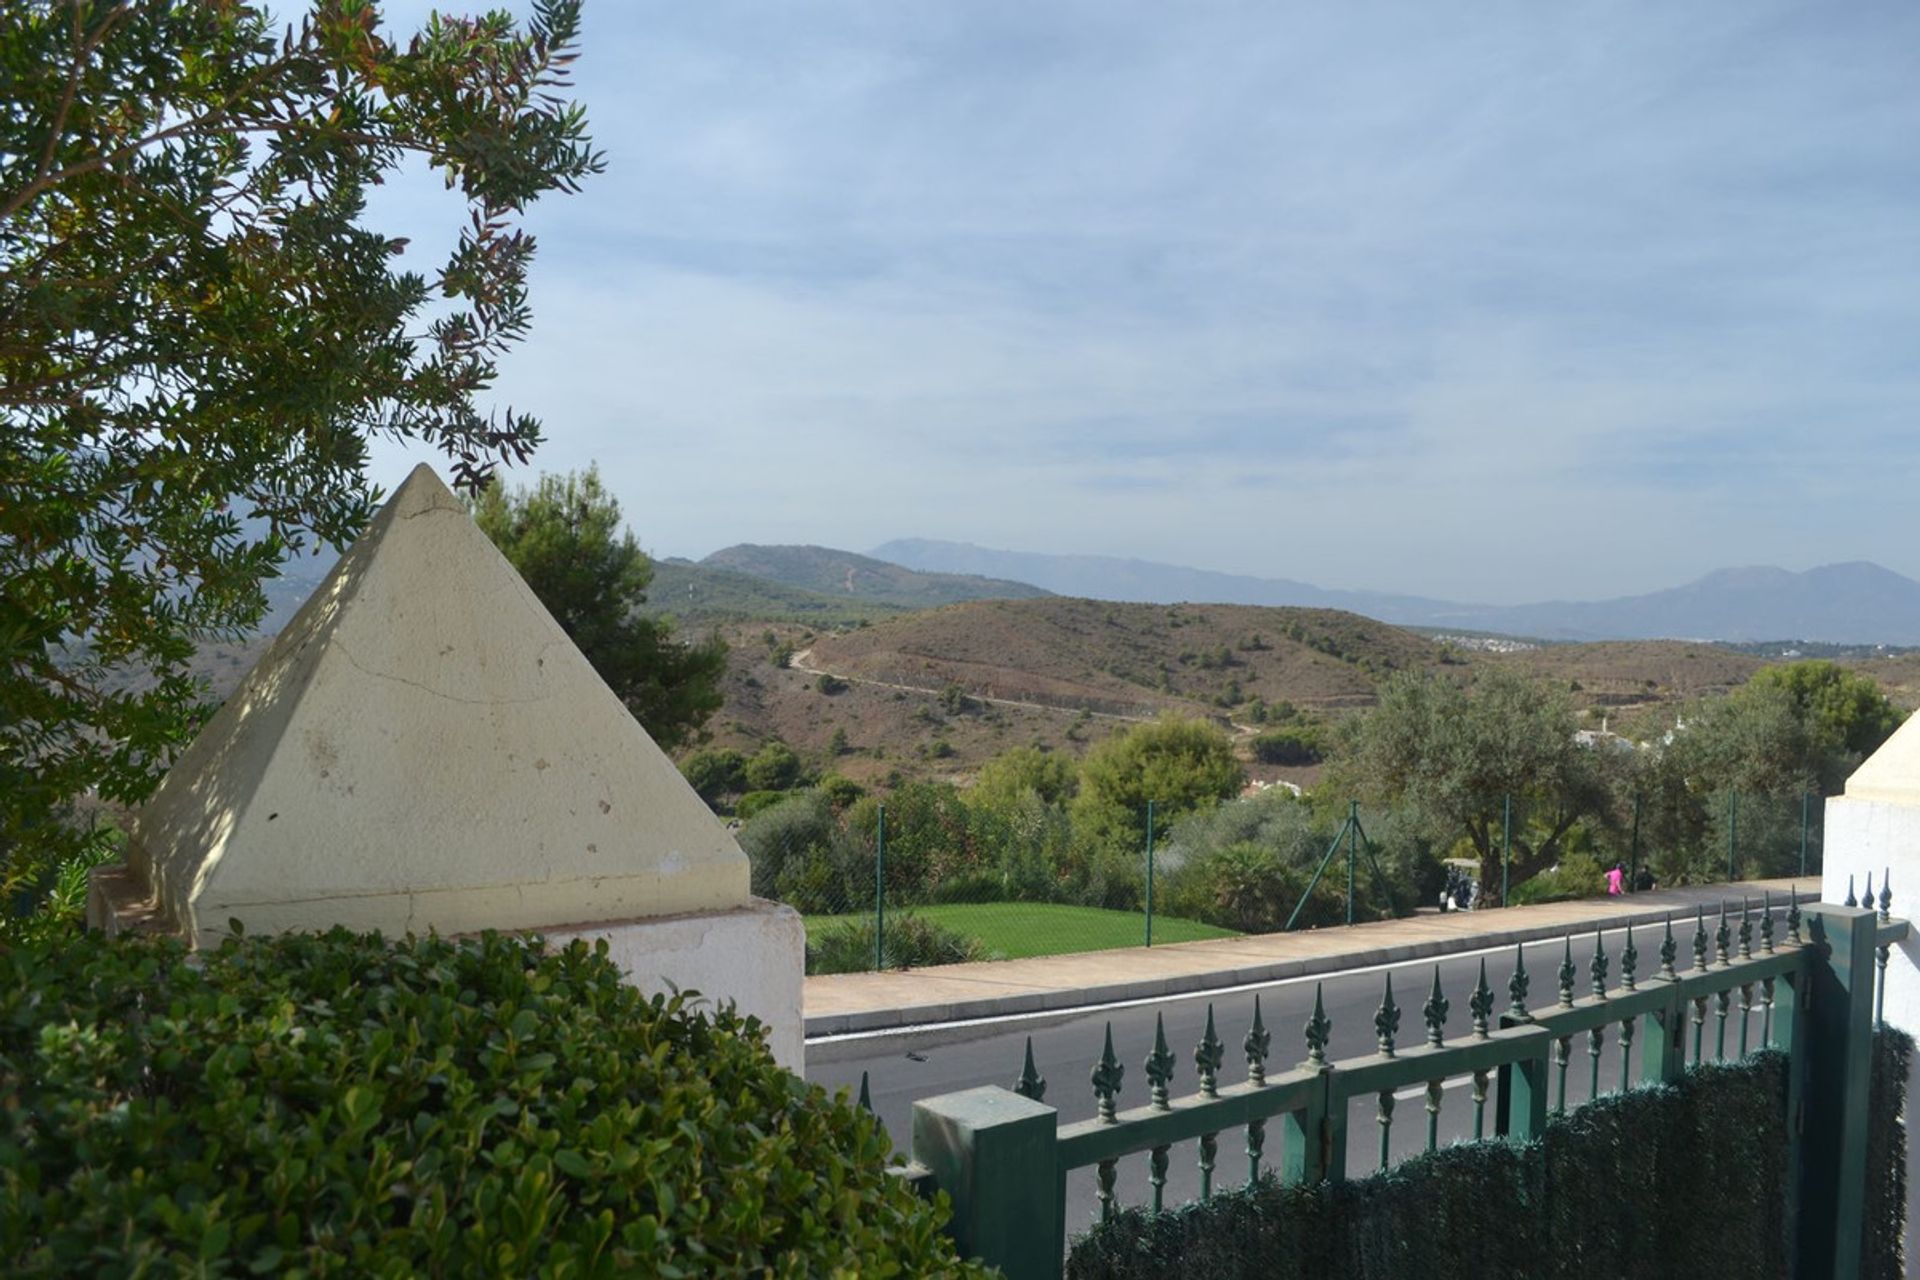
[805,598,1449,715]
[1484,640,1764,708]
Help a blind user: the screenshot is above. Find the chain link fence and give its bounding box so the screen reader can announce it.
[740,788,1825,976]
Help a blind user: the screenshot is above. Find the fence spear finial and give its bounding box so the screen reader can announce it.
[1376,973,1401,1057]
[1470,958,1494,1039]
[1015,1036,1046,1103]
[1196,1005,1224,1098]
[1590,927,1609,1000]
[1660,914,1678,981]
[1881,870,1893,922]
[1146,1013,1176,1109]
[1305,984,1332,1067]
[1507,944,1532,1022]
[1423,965,1449,1048]
[1245,994,1271,1086]
[1092,1023,1124,1122]
[1558,936,1577,1007]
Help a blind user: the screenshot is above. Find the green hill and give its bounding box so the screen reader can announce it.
[642,560,906,626]
[700,544,1051,609]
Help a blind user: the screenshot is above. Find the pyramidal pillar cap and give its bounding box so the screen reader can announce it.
[117,463,749,948]
[1844,710,1920,806]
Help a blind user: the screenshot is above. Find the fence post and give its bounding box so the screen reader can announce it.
[1728,792,1739,882]
[1494,1034,1551,1141]
[1628,793,1642,893]
[911,1086,1062,1280]
[1346,799,1358,926]
[1642,972,1686,1085]
[1144,799,1155,948]
[1501,794,1512,907]
[1794,906,1876,1280]
[874,805,886,973]
[1800,792,1810,878]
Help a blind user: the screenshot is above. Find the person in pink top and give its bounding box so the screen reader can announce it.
[1605,863,1625,896]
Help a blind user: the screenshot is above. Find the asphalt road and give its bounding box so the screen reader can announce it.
[810,918,1786,1239]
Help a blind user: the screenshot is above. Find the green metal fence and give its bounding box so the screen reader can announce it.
[899,878,1904,1279]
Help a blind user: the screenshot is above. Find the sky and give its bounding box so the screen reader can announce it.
[364,1,1920,604]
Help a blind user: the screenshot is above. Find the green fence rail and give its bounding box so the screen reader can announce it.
[898,878,1904,1280]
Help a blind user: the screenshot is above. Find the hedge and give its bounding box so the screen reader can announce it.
[1069,1042,1909,1280]
[0,927,994,1279]
[1865,1027,1915,1280]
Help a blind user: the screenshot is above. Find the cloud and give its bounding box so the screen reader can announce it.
[364,0,1920,603]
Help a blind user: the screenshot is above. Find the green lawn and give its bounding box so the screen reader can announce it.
[803,901,1239,961]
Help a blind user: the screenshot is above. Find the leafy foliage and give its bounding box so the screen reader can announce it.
[805,912,991,975]
[1071,717,1245,860]
[743,739,805,793]
[1,2,598,900]
[1341,670,1616,902]
[1249,726,1326,766]
[680,746,747,804]
[474,468,726,753]
[0,927,990,1278]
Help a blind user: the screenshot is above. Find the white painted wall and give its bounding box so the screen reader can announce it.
[544,899,808,1072]
[1823,795,1920,1034]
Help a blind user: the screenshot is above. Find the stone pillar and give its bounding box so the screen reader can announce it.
[1822,712,1920,1036]
[88,465,806,1069]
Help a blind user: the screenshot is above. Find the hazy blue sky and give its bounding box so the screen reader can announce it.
[366,2,1920,603]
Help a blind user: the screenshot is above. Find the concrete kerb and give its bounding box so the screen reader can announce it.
[804,884,1818,1063]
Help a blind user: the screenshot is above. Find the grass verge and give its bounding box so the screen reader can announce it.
[803,901,1239,962]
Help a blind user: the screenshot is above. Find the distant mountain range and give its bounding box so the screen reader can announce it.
[700,544,1051,610]
[869,539,1920,646]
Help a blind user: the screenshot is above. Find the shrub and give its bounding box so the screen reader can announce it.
[815,673,848,695]
[805,912,992,975]
[737,790,837,897]
[1507,852,1607,906]
[744,740,803,792]
[0,928,990,1278]
[679,746,747,804]
[734,788,792,823]
[1250,727,1325,766]
[816,772,865,809]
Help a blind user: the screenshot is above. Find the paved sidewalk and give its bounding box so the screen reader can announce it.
[805,877,1816,1038]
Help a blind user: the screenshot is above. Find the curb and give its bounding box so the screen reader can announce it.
[803,886,1819,1045]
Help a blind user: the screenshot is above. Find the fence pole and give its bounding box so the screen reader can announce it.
[1628,793,1642,893]
[1343,800,1357,925]
[911,1086,1062,1280]
[1800,792,1810,877]
[874,804,886,973]
[1144,799,1156,948]
[1501,794,1512,907]
[1727,792,1738,882]
[1795,906,1877,1279]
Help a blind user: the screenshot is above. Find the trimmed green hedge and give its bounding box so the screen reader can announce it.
[0,927,993,1278]
[1069,1046,1904,1280]
[1866,1027,1915,1280]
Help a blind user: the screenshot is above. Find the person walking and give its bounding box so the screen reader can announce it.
[1605,863,1625,896]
